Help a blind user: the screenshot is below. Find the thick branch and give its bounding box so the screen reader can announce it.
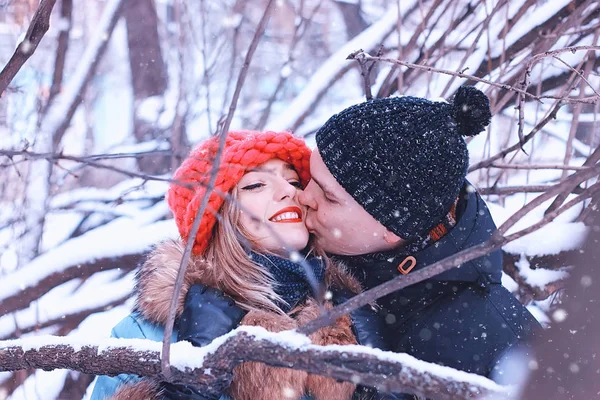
[0,0,58,96]
[0,331,509,400]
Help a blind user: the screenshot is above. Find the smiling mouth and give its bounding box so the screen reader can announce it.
[269,206,303,223]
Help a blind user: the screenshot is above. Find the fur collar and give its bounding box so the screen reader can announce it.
[134,239,207,326]
[134,239,361,326]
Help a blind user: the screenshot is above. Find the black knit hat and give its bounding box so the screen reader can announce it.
[315,86,491,240]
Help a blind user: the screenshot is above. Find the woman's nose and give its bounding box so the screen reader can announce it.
[275,178,297,200]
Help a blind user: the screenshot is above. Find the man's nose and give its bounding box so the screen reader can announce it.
[299,180,317,209]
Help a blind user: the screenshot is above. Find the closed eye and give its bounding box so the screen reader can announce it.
[241,183,265,191]
[289,180,303,189]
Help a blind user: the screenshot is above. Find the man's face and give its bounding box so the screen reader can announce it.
[298,149,402,255]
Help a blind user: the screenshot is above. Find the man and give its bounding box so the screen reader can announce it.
[298,86,541,384]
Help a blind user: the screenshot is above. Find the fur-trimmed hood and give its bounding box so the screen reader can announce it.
[134,239,207,326]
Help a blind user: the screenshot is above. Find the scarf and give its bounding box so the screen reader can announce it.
[249,253,326,313]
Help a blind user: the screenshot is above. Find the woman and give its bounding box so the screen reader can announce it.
[90,131,366,400]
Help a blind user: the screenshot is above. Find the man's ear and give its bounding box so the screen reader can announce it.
[383,230,403,244]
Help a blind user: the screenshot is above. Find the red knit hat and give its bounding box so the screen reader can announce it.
[167,131,312,255]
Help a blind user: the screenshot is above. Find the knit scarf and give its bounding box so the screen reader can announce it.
[249,253,326,313]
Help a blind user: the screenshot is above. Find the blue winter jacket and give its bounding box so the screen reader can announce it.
[90,312,246,400]
[339,185,541,381]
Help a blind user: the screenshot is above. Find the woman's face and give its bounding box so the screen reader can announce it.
[236,158,309,256]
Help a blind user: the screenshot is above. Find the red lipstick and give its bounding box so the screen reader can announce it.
[269,206,303,223]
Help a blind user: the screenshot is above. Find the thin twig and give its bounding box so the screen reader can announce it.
[489,163,589,171]
[199,0,213,132]
[545,145,600,215]
[468,100,565,172]
[516,45,600,145]
[354,52,542,101]
[552,55,600,98]
[160,0,277,378]
[478,185,558,196]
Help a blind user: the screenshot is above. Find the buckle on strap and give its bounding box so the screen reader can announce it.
[397,256,417,275]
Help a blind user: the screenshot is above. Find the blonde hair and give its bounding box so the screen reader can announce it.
[199,189,287,314]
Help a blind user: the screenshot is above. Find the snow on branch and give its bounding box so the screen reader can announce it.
[268,2,410,132]
[0,327,510,400]
[0,270,135,339]
[0,214,176,316]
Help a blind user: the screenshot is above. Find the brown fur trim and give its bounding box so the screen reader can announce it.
[325,260,362,295]
[133,241,361,400]
[134,239,210,325]
[295,299,357,400]
[109,380,162,400]
[230,310,307,400]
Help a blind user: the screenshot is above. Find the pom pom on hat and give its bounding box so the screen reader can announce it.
[452,85,492,137]
[168,131,311,255]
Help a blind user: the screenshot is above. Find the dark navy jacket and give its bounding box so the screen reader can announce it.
[342,186,541,379]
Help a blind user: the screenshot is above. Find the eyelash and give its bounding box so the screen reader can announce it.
[241,183,264,191]
[241,181,303,191]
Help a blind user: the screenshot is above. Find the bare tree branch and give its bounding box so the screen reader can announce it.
[47,0,72,104]
[0,0,58,96]
[478,184,572,196]
[489,163,589,171]
[468,100,565,172]
[517,45,600,146]
[353,51,599,105]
